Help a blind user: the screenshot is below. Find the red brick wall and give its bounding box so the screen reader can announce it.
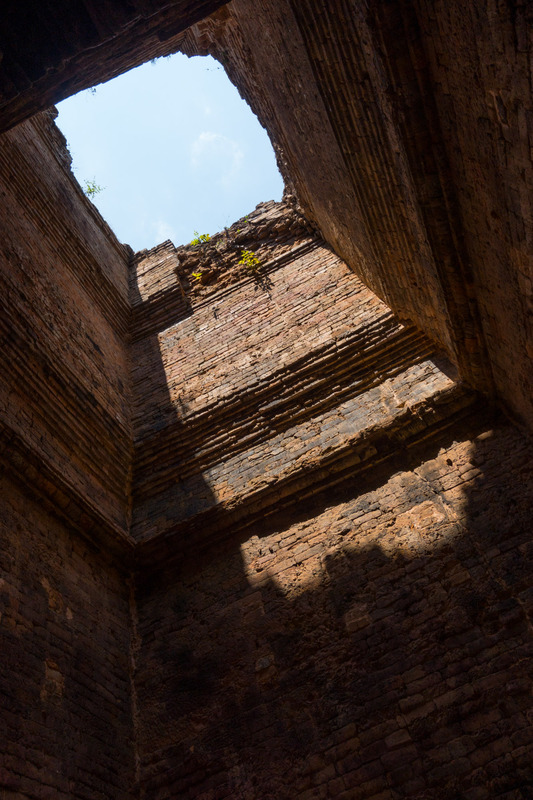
[135,422,533,799]
[178,1,484,388]
[130,204,532,799]
[130,203,460,546]
[1,108,531,800]
[0,110,135,798]
[411,0,533,426]
[0,110,132,531]
[0,472,134,799]
[180,0,533,427]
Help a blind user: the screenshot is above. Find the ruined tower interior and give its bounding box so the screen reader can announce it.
[0,1,532,798]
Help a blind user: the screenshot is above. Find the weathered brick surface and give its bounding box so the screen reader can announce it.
[0,110,135,797]
[130,202,463,543]
[410,0,533,427]
[180,0,533,428]
[2,0,531,429]
[0,110,132,532]
[0,0,228,133]
[0,471,134,799]
[0,102,532,800]
[135,423,533,799]
[130,202,532,797]
[179,1,485,389]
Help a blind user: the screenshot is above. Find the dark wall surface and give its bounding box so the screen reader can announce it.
[135,422,533,799]
[0,108,135,798]
[130,202,533,800]
[0,472,134,799]
[0,0,228,132]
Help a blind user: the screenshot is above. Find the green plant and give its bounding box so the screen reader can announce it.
[190,231,211,246]
[83,179,104,198]
[238,249,261,271]
[191,271,203,282]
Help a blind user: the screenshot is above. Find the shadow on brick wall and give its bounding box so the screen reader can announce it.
[134,416,533,799]
[128,266,218,539]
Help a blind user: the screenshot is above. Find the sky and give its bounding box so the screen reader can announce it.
[57,53,284,252]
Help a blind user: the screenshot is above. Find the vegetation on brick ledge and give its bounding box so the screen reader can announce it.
[238,249,261,271]
[83,179,104,199]
[174,202,312,294]
[190,231,211,246]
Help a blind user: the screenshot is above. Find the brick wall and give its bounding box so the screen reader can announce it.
[178,0,485,390]
[130,202,533,798]
[130,202,468,549]
[410,0,533,426]
[0,110,135,797]
[0,472,134,799]
[135,421,533,799]
[0,109,132,533]
[1,108,532,800]
[179,0,533,428]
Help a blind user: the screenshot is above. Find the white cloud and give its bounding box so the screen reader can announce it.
[153,220,176,243]
[190,131,244,186]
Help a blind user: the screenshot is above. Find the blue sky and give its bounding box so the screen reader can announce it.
[57,54,284,251]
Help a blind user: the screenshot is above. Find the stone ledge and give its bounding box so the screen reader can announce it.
[0,420,134,559]
[133,383,484,562]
